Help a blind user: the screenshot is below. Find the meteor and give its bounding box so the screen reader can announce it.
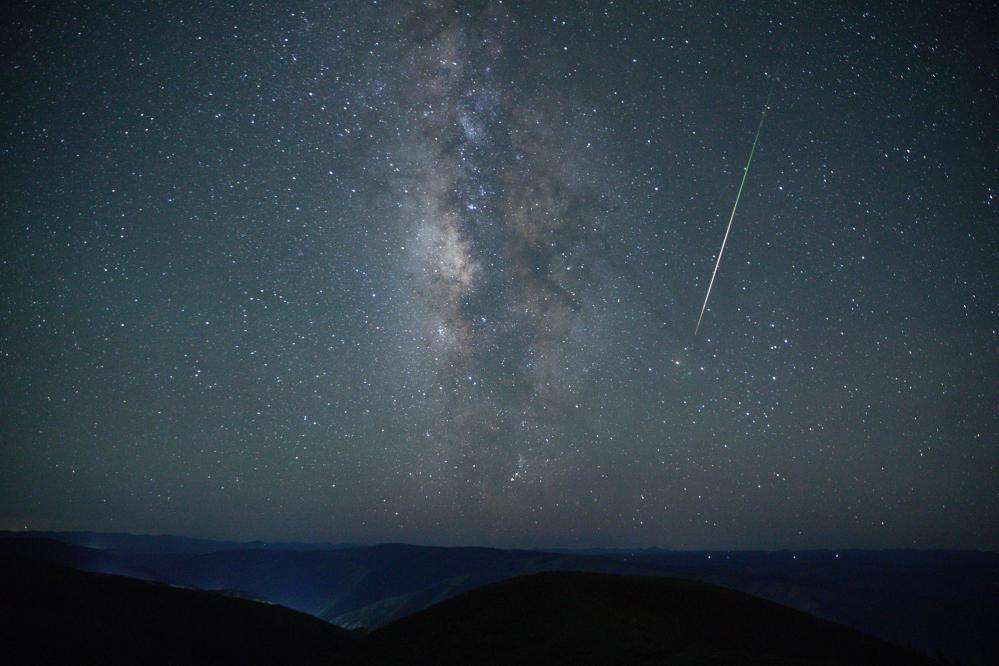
[694,73,779,336]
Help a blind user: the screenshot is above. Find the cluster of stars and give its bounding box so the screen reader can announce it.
[0,0,994,550]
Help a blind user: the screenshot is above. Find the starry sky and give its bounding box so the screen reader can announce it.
[1,0,995,550]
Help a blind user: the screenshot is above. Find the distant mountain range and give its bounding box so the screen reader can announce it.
[2,556,936,665]
[1,531,995,665]
[0,529,355,554]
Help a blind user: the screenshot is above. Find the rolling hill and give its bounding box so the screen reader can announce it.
[0,555,937,665]
[348,571,936,665]
[2,532,995,664]
[0,556,355,665]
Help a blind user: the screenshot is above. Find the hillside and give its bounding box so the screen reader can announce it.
[1,555,938,665]
[348,571,935,665]
[2,534,995,664]
[0,557,355,665]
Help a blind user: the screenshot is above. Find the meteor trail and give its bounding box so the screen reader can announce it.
[694,73,779,336]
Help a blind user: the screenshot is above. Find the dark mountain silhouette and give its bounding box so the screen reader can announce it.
[0,530,352,555]
[0,556,355,665]
[1,555,937,666]
[0,536,154,577]
[2,534,995,665]
[616,548,999,666]
[0,537,666,623]
[348,571,934,665]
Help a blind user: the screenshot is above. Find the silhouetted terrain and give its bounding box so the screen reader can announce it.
[349,571,935,665]
[0,529,353,554]
[1,555,937,665]
[2,532,995,664]
[0,557,355,665]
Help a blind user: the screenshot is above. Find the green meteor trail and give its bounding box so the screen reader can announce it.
[694,73,779,336]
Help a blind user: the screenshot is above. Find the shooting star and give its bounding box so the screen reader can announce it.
[694,73,779,336]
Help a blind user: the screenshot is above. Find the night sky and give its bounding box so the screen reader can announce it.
[2,1,995,550]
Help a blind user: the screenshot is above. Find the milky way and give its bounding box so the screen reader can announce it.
[368,2,659,527]
[1,0,995,549]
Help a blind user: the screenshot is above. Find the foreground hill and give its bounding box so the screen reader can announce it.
[2,534,996,664]
[0,556,933,665]
[0,557,355,665]
[0,536,665,623]
[348,571,934,665]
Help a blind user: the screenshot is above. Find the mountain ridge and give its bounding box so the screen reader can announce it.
[347,570,938,665]
[2,532,995,665]
[0,555,938,665]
